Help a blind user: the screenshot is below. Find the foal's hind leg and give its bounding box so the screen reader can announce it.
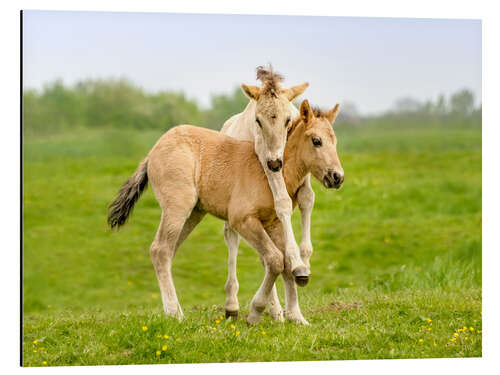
[176,207,206,251]
[224,222,240,319]
[150,214,185,319]
[150,191,199,320]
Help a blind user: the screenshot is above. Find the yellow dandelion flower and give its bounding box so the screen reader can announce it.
[220,315,224,320]
[156,334,162,338]
[235,330,240,336]
[33,340,38,345]
[427,319,432,324]
[469,327,474,332]
[261,330,266,335]
[465,337,469,341]
[433,343,437,347]
[156,350,161,356]
[421,325,426,329]
[33,350,37,353]
[230,324,235,329]
[453,332,459,337]
[463,326,467,331]
[142,326,148,332]
[450,338,455,342]
[478,330,482,334]
[212,327,217,331]
[164,334,169,339]
[42,361,47,366]
[176,338,180,342]
[215,320,220,324]
[428,328,432,331]
[418,338,423,343]
[162,345,167,351]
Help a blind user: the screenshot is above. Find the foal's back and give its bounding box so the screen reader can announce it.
[147,125,272,221]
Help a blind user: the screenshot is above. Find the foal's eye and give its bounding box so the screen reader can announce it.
[256,118,262,128]
[312,137,322,147]
[285,118,291,128]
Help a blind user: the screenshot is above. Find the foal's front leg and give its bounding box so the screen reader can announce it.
[296,174,315,272]
[232,216,284,325]
[224,222,284,321]
[266,222,309,325]
[283,270,309,325]
[268,283,284,322]
[263,167,309,285]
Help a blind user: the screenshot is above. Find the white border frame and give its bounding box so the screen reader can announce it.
[3,1,498,374]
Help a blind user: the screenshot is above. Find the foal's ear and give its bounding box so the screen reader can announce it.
[300,99,313,125]
[241,84,261,101]
[285,82,309,101]
[326,104,340,124]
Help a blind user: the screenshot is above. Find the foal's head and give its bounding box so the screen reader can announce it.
[293,100,344,189]
[241,65,309,172]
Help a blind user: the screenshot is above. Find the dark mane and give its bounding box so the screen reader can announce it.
[287,104,331,140]
[311,106,330,119]
[256,65,284,98]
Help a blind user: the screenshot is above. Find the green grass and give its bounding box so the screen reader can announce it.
[22,122,482,366]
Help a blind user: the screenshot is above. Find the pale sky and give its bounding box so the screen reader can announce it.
[22,11,481,115]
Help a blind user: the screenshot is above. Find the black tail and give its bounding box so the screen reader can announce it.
[107,158,149,230]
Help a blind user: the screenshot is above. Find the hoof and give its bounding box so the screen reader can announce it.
[225,310,239,320]
[292,266,309,287]
[269,310,285,322]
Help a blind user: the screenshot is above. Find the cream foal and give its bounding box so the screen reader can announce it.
[108,100,343,324]
[222,66,312,295]
[221,68,319,320]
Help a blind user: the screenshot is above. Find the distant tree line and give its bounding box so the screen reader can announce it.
[22,78,481,136]
[369,88,481,127]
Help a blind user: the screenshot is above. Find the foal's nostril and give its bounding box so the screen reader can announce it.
[267,159,282,172]
[333,172,341,184]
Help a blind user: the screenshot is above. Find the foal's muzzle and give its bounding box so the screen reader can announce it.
[323,169,344,189]
[267,159,283,172]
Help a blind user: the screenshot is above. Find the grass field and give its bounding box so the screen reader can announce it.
[22,121,482,366]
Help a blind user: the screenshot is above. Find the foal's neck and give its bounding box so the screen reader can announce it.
[283,122,309,198]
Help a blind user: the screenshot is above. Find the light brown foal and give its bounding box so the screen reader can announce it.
[108,100,343,324]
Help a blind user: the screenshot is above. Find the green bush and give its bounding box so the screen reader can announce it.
[22,79,205,135]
